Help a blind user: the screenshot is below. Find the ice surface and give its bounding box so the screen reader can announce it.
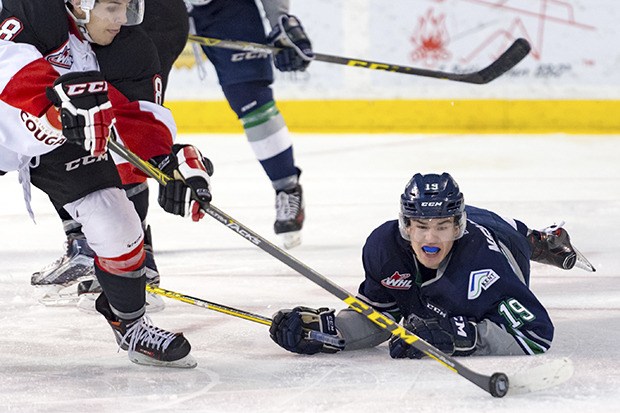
[1,134,619,412]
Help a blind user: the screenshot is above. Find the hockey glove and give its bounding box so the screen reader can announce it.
[270,306,345,355]
[150,144,214,221]
[389,315,477,359]
[46,71,114,157]
[268,14,314,72]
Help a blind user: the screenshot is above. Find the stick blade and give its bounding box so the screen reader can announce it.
[507,357,574,395]
[467,38,532,84]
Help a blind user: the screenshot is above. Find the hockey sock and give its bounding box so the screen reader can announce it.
[95,264,146,321]
[240,102,299,184]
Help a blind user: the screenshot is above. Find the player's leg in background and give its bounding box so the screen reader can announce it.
[190,0,305,249]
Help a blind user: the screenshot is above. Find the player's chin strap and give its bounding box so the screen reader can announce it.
[107,137,573,398]
[65,4,95,42]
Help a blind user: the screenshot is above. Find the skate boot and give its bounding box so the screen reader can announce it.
[96,295,196,368]
[76,245,165,314]
[274,184,305,249]
[31,233,95,306]
[528,222,596,272]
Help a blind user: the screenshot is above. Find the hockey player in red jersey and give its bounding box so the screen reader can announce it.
[29,0,192,312]
[0,0,212,367]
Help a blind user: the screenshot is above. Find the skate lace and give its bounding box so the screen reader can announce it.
[275,190,301,221]
[541,221,566,235]
[121,316,177,353]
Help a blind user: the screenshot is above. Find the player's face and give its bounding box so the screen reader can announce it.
[86,0,131,45]
[406,218,457,269]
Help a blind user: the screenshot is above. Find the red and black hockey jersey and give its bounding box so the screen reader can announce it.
[0,0,179,183]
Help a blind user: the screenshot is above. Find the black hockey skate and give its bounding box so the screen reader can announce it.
[31,233,95,306]
[528,222,596,272]
[95,295,196,368]
[274,184,305,249]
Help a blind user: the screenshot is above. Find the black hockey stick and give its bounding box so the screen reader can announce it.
[107,137,509,397]
[147,284,344,348]
[188,34,531,84]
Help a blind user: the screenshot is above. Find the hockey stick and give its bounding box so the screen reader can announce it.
[147,285,272,325]
[187,34,531,84]
[108,138,572,397]
[146,284,344,348]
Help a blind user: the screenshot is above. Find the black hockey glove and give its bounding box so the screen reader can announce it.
[270,306,345,355]
[389,315,477,359]
[268,14,314,72]
[46,71,114,157]
[150,144,214,221]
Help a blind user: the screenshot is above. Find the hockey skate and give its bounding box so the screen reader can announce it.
[76,243,165,314]
[96,295,196,368]
[274,184,305,249]
[528,222,596,272]
[31,233,95,306]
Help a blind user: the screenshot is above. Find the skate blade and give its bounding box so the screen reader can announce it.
[279,231,302,249]
[129,352,197,369]
[34,285,79,306]
[573,246,596,272]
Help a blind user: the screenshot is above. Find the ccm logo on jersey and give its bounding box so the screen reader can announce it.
[65,81,108,96]
[381,271,413,290]
[65,153,109,171]
[426,302,448,318]
[468,269,500,300]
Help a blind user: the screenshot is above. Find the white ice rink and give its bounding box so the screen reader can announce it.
[1,133,619,412]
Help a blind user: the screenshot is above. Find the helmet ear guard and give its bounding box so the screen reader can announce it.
[66,0,144,26]
[398,212,411,240]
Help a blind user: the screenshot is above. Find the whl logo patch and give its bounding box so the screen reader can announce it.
[468,269,500,300]
[381,271,413,290]
[46,41,73,69]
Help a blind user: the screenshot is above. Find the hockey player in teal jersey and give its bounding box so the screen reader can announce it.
[269,173,595,358]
